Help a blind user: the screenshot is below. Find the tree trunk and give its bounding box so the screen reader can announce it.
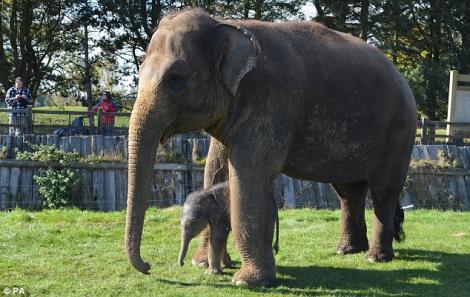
[459,1,470,73]
[254,0,264,20]
[0,1,10,91]
[359,0,370,40]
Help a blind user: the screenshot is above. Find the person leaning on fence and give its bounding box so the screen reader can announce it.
[5,77,33,136]
[94,91,118,136]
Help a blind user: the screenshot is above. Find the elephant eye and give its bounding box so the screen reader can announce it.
[166,74,189,92]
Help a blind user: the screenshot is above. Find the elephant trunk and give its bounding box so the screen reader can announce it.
[125,102,162,274]
[178,232,191,266]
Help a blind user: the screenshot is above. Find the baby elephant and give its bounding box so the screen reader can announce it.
[178,182,279,275]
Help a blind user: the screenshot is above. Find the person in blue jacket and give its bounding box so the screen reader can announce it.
[5,77,33,136]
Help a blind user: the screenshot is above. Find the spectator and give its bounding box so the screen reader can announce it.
[94,91,118,136]
[5,77,33,136]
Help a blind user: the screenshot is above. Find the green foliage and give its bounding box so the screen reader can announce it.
[410,149,463,171]
[15,144,81,209]
[2,0,469,120]
[156,145,187,163]
[312,0,470,120]
[403,172,413,191]
[194,157,207,167]
[33,168,80,209]
[0,146,8,159]
[1,208,470,296]
[85,153,126,163]
[15,144,81,164]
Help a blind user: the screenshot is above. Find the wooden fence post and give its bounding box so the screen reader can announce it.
[421,117,428,145]
[429,122,436,144]
[283,175,296,208]
[97,107,103,135]
[175,170,184,205]
[25,105,33,134]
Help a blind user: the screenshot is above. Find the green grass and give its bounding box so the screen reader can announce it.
[1,208,469,297]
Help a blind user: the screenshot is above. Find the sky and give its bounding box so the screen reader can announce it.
[302,2,317,19]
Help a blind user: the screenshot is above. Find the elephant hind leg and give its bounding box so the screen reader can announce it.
[332,180,369,255]
[221,240,233,268]
[367,139,410,262]
[366,184,403,262]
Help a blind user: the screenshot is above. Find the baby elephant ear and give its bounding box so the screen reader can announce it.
[216,24,261,96]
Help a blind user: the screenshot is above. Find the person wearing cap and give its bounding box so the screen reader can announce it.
[5,77,33,136]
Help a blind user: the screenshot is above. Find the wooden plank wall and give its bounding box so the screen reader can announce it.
[277,145,470,210]
[0,133,210,162]
[0,133,210,211]
[0,140,470,211]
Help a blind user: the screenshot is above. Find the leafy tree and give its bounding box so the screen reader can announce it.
[312,0,470,120]
[0,0,76,99]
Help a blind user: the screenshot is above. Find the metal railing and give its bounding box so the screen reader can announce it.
[419,118,470,145]
[0,106,131,136]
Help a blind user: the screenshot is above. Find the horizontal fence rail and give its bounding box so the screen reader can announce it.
[419,118,470,145]
[2,107,470,145]
[0,106,131,136]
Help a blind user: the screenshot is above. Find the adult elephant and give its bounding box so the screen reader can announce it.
[125,8,417,286]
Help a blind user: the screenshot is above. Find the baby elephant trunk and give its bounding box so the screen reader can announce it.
[178,233,191,266]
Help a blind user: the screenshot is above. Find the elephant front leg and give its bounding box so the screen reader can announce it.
[191,227,210,267]
[229,163,277,286]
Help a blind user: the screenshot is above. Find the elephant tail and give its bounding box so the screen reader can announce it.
[393,202,405,242]
[273,210,279,255]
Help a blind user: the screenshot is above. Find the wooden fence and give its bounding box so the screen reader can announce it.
[0,106,131,135]
[3,107,470,145]
[0,161,204,211]
[0,142,470,211]
[419,118,470,145]
[0,132,210,163]
[0,133,210,211]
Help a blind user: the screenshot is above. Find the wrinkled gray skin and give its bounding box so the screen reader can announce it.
[178,182,280,275]
[125,9,417,286]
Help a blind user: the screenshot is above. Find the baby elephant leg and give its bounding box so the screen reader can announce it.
[221,240,233,269]
[206,221,231,275]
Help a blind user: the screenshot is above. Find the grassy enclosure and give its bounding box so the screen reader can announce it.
[1,208,469,296]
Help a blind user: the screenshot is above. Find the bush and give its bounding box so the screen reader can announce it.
[15,144,81,164]
[15,144,81,209]
[409,149,463,171]
[34,168,79,209]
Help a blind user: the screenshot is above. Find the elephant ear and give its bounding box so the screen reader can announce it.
[206,193,221,224]
[216,24,261,96]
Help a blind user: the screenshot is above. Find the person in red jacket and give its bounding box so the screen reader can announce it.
[94,91,117,136]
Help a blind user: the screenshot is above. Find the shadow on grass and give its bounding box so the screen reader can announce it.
[276,249,470,297]
[155,249,470,297]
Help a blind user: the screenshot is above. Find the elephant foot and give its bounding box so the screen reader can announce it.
[221,260,233,269]
[232,266,276,287]
[221,254,233,269]
[205,267,222,275]
[191,258,209,267]
[336,239,369,255]
[191,250,209,267]
[366,247,394,262]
